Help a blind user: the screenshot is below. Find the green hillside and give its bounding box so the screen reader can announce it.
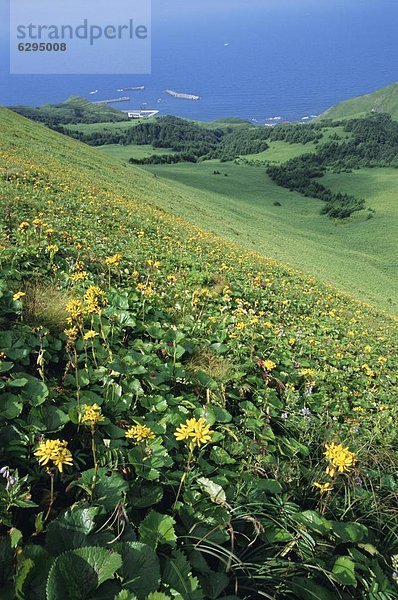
[1,107,398,598]
[321,82,398,120]
[10,95,130,126]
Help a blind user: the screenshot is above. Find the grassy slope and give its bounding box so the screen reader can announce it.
[320,82,398,120]
[140,160,398,314]
[1,107,398,597]
[98,143,173,161]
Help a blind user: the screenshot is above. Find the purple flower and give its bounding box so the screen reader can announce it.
[301,407,312,418]
[0,466,9,477]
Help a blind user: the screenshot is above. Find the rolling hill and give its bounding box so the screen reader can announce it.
[1,106,398,598]
[320,81,398,120]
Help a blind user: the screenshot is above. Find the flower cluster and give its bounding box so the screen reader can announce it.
[125,424,155,443]
[84,285,106,314]
[324,442,356,477]
[175,417,213,449]
[34,439,73,473]
[105,253,122,268]
[81,404,104,427]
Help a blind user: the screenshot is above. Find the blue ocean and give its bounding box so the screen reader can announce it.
[1,0,398,123]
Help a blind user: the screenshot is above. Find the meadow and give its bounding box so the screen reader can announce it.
[139,160,398,314]
[1,107,398,599]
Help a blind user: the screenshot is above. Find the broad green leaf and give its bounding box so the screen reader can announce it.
[0,393,23,419]
[294,510,332,535]
[197,477,226,505]
[70,468,128,510]
[139,512,176,548]
[46,507,113,555]
[19,374,48,407]
[46,546,122,600]
[256,479,283,494]
[199,572,229,599]
[118,542,160,599]
[162,550,204,600]
[0,535,13,585]
[15,545,53,600]
[332,521,368,543]
[291,578,336,600]
[332,556,357,587]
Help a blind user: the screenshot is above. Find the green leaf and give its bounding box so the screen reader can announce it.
[197,477,226,505]
[46,547,122,600]
[115,592,138,600]
[115,592,137,600]
[332,521,368,543]
[0,393,23,419]
[16,545,53,600]
[19,374,48,407]
[0,535,13,585]
[118,542,160,599]
[147,594,172,600]
[46,507,113,555]
[70,469,129,510]
[162,550,203,600]
[332,556,357,587]
[294,510,332,535]
[256,479,282,494]
[139,512,176,548]
[199,572,229,599]
[8,377,28,388]
[291,578,336,600]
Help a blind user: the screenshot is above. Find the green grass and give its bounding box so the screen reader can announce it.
[320,81,398,120]
[140,160,398,313]
[98,143,173,161]
[242,140,316,163]
[64,119,154,135]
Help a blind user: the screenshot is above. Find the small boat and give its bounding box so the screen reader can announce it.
[89,90,98,95]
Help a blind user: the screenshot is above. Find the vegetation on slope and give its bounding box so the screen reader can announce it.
[267,113,398,218]
[320,82,398,121]
[1,108,398,599]
[11,96,129,126]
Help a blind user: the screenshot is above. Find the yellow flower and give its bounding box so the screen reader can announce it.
[13,291,26,302]
[46,244,59,253]
[105,253,122,267]
[313,482,333,494]
[300,368,316,378]
[81,404,104,427]
[18,221,30,232]
[64,326,78,341]
[84,286,106,314]
[83,330,99,341]
[175,417,213,448]
[262,359,276,371]
[324,442,356,475]
[34,439,73,473]
[66,299,84,324]
[125,424,155,443]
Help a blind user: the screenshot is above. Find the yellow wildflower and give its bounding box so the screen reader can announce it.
[66,299,84,324]
[64,326,78,341]
[264,359,276,371]
[34,439,73,473]
[125,424,155,443]
[81,404,104,427]
[175,417,213,448]
[324,442,356,475]
[83,330,99,341]
[313,482,333,494]
[13,291,26,302]
[105,253,122,267]
[18,221,30,232]
[84,286,106,314]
